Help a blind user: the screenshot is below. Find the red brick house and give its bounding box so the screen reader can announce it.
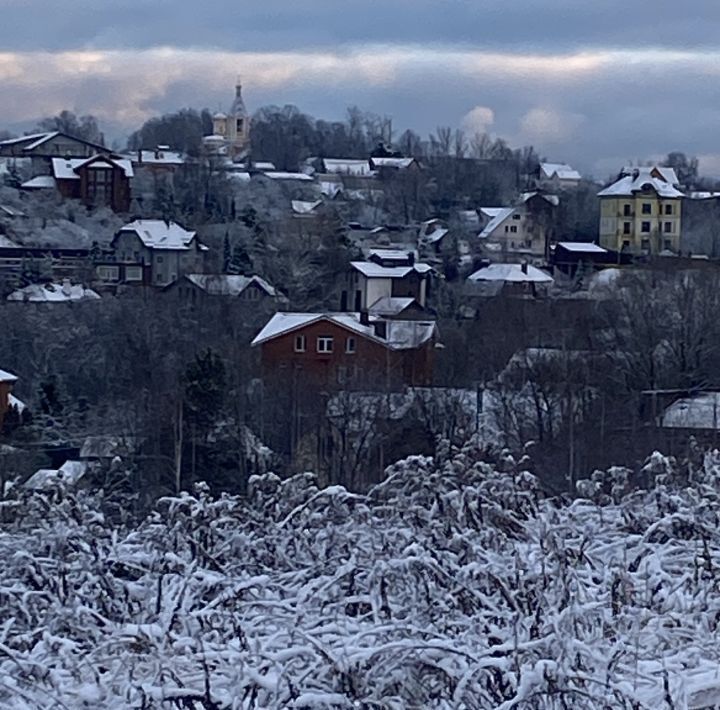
[51,155,133,212]
[252,312,438,389]
[0,368,18,430]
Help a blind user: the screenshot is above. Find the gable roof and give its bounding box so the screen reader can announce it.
[468,263,554,284]
[540,162,581,181]
[350,261,432,278]
[52,155,134,180]
[662,393,720,430]
[291,199,322,215]
[598,170,684,198]
[369,157,417,169]
[521,191,560,206]
[478,207,515,239]
[0,368,17,383]
[0,131,108,154]
[368,296,417,317]
[251,312,437,350]
[183,274,278,297]
[621,165,679,186]
[118,220,197,250]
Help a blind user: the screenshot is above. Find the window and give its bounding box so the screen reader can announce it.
[504,225,509,232]
[664,239,673,250]
[243,286,260,301]
[641,221,651,233]
[664,221,673,233]
[236,118,244,133]
[623,204,632,216]
[294,335,306,352]
[525,239,533,247]
[622,240,630,249]
[641,239,650,251]
[86,167,112,204]
[512,214,521,220]
[317,336,333,353]
[664,204,673,215]
[156,255,164,263]
[97,265,119,281]
[623,222,631,235]
[642,203,652,214]
[346,337,356,354]
[509,225,518,233]
[125,266,143,281]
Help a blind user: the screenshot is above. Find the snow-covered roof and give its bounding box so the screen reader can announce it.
[319,181,343,198]
[322,159,374,176]
[8,394,25,412]
[291,199,322,215]
[0,132,50,147]
[126,149,184,166]
[24,460,88,490]
[7,281,101,303]
[598,172,684,199]
[0,369,17,383]
[541,162,581,181]
[367,248,416,262]
[56,155,133,179]
[183,274,278,297]
[422,227,449,244]
[252,161,276,171]
[0,204,26,218]
[689,191,720,200]
[621,165,679,186]
[0,235,20,248]
[478,207,515,239]
[351,261,432,279]
[480,207,507,219]
[263,171,314,182]
[521,191,560,206]
[368,296,417,317]
[119,220,197,250]
[662,393,720,430]
[468,263,554,284]
[252,312,436,350]
[370,157,416,169]
[556,242,607,253]
[21,175,56,189]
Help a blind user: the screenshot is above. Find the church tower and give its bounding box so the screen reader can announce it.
[214,77,250,160]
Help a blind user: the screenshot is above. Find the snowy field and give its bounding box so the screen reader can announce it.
[1,442,720,708]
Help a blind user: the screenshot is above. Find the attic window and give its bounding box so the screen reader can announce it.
[346,337,356,354]
[317,336,333,353]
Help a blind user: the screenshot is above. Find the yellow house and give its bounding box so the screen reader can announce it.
[598,167,683,255]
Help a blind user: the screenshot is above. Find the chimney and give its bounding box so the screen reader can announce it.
[359,310,370,326]
[521,261,528,274]
[408,251,415,266]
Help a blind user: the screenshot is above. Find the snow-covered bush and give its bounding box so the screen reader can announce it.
[1,450,720,707]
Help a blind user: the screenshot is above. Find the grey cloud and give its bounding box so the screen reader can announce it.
[1,1,719,53]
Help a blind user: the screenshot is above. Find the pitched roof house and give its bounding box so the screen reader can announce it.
[252,312,438,389]
[466,262,554,298]
[50,155,134,212]
[0,132,107,160]
[539,162,582,188]
[106,220,208,287]
[164,273,284,306]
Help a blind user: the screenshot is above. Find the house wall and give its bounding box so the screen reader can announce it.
[0,381,13,429]
[485,206,548,260]
[599,195,682,254]
[77,164,131,212]
[260,320,433,390]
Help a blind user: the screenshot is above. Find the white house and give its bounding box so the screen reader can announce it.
[467,262,554,297]
[539,162,582,189]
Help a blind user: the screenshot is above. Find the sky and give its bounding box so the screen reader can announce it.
[1,0,719,177]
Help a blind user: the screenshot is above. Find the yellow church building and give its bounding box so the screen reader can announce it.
[204,79,251,160]
[598,166,684,256]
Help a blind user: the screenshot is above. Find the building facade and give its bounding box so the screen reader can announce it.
[598,168,683,255]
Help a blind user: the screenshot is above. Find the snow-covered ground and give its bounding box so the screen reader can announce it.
[1,443,720,707]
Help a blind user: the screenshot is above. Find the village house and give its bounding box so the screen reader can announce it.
[477,192,559,262]
[466,262,554,298]
[252,312,438,390]
[49,154,133,212]
[598,166,683,255]
[538,162,582,190]
[0,131,108,175]
[102,220,208,287]
[343,251,432,313]
[551,242,611,277]
[164,273,283,307]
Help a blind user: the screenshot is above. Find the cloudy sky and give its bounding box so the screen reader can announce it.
[1,0,719,176]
